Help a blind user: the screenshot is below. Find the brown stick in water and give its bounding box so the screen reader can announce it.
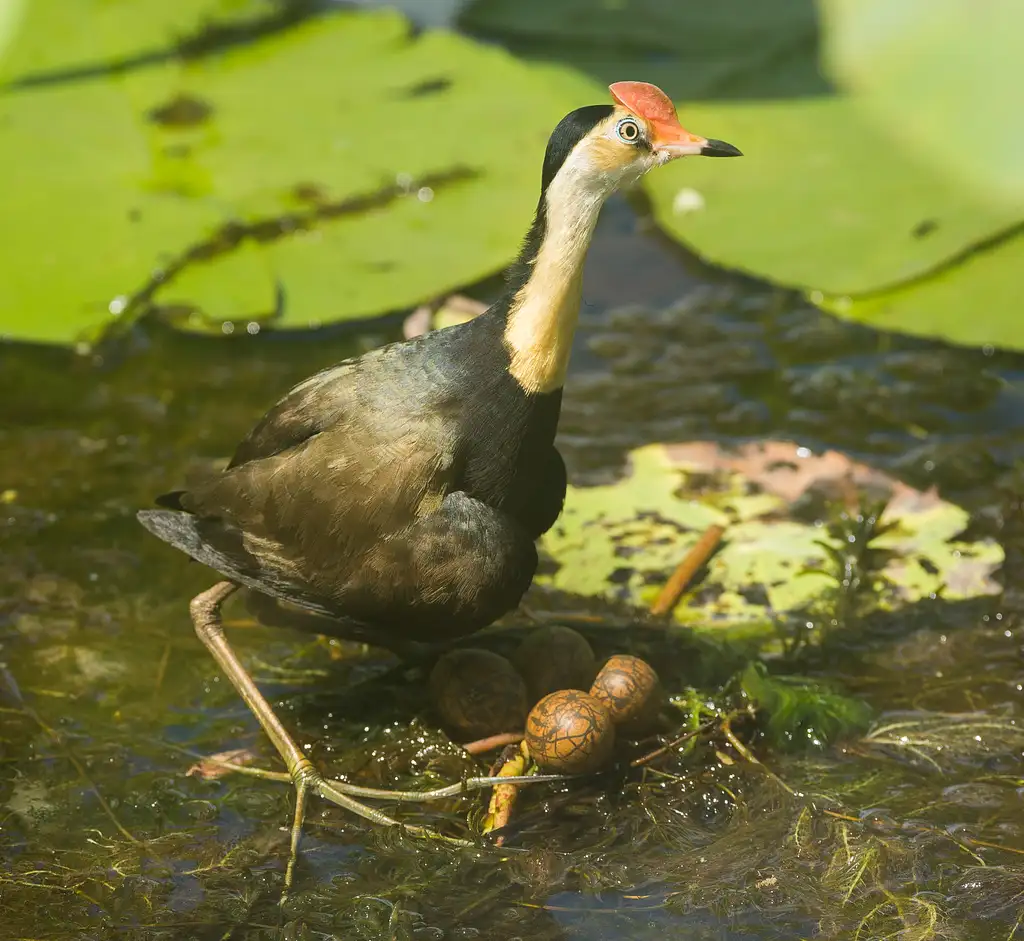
[650,523,726,616]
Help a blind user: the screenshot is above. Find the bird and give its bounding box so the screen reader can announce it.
[138,81,741,843]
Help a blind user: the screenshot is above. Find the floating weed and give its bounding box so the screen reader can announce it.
[739,660,874,751]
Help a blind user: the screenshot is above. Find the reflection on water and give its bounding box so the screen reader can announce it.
[1,192,1023,940]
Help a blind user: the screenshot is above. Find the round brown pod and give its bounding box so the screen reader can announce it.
[589,654,662,733]
[511,625,598,702]
[429,648,528,741]
[525,689,615,774]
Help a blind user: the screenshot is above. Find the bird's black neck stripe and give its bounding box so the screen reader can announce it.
[502,104,615,300]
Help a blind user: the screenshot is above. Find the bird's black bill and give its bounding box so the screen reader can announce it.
[701,139,743,157]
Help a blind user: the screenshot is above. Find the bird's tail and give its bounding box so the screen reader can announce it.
[137,508,384,643]
[137,509,272,599]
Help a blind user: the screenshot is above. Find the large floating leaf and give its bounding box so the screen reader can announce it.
[822,0,1024,208]
[644,94,1019,297]
[540,441,1001,626]
[462,0,816,57]
[0,0,274,83]
[818,228,1024,347]
[0,0,25,69]
[0,2,592,344]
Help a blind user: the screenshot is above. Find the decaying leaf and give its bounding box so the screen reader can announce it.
[540,440,1002,626]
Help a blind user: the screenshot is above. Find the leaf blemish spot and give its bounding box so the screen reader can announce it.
[147,94,214,128]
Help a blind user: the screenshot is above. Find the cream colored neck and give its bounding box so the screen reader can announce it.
[503,158,610,395]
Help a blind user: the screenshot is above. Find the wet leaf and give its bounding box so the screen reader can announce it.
[0,3,593,344]
[540,441,1002,626]
[822,0,1024,207]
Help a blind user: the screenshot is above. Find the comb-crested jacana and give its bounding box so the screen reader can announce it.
[139,82,741,839]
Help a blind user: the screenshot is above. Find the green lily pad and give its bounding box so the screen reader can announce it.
[818,228,1024,349]
[822,0,1024,208]
[0,3,593,344]
[0,0,25,68]
[2,0,204,79]
[643,93,1020,298]
[540,441,1002,626]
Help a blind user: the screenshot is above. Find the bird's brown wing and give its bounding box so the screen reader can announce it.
[172,349,467,612]
[226,358,365,469]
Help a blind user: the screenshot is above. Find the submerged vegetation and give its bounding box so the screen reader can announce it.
[3,280,1024,938]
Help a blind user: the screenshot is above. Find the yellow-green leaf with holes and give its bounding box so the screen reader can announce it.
[540,441,1002,627]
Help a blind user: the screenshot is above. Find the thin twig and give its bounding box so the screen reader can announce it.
[461,732,524,755]
[630,718,719,767]
[650,524,726,616]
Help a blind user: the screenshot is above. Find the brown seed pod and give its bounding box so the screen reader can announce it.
[511,625,597,702]
[429,648,528,741]
[524,689,615,774]
[589,654,662,733]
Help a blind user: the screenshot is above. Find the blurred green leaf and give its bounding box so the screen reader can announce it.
[0,0,25,70]
[0,2,593,344]
[0,0,275,83]
[822,0,1024,208]
[464,0,815,55]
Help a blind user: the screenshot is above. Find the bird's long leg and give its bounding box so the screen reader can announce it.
[192,583,564,792]
[189,582,452,850]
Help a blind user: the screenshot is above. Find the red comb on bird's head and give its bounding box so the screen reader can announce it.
[608,82,679,126]
[608,80,743,159]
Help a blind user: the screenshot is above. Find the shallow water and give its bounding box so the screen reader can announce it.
[2,195,1024,940]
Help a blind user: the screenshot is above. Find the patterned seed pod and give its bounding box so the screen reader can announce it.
[589,654,662,733]
[511,625,597,702]
[525,689,615,774]
[430,648,528,740]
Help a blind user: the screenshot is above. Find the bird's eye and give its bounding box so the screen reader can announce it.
[616,118,642,144]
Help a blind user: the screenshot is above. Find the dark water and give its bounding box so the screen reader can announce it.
[2,195,1024,940]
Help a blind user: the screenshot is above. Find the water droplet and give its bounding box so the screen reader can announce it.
[417,186,435,203]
